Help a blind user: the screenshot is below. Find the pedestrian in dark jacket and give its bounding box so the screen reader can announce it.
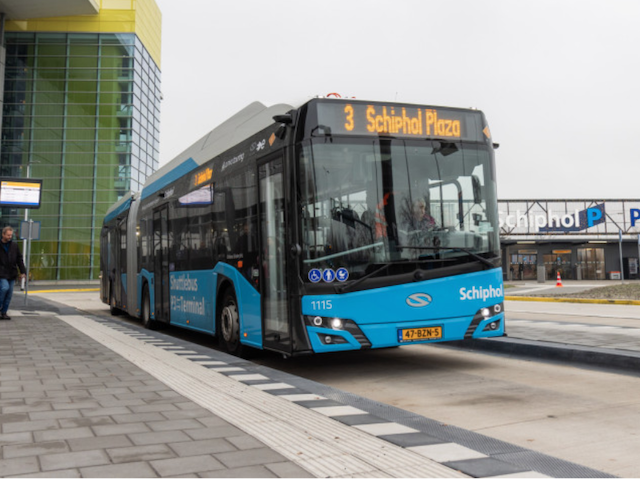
[0,226,26,320]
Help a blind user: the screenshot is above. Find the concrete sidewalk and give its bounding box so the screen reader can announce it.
[0,290,614,478]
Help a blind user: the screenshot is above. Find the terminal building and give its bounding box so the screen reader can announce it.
[499,199,640,281]
[0,0,161,280]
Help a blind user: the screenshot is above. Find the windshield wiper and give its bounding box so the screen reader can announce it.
[396,245,496,269]
[337,263,391,294]
[303,242,384,265]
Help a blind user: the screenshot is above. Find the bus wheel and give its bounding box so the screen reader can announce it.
[141,285,155,330]
[219,287,244,356]
[109,284,121,316]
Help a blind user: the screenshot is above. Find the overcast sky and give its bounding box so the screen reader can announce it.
[152,0,639,200]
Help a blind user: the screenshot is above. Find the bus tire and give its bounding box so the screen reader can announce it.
[219,287,246,357]
[109,283,121,316]
[141,285,156,330]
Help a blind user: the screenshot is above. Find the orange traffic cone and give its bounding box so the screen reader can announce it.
[556,272,563,287]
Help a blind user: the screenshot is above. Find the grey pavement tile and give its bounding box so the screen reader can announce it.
[0,412,30,423]
[81,406,132,417]
[169,438,237,457]
[59,416,114,428]
[2,418,59,434]
[214,448,288,469]
[107,444,175,463]
[147,418,205,432]
[45,389,91,398]
[0,432,33,445]
[129,403,179,414]
[444,457,527,477]
[80,461,158,478]
[226,434,268,451]
[379,432,443,447]
[0,456,42,476]
[199,465,277,478]
[331,413,385,426]
[29,409,80,421]
[196,416,239,428]
[52,401,101,410]
[185,425,246,440]
[129,430,192,446]
[111,412,166,424]
[34,426,95,442]
[161,408,213,420]
[4,402,53,414]
[3,440,69,459]
[87,387,133,396]
[155,390,184,400]
[114,391,164,401]
[92,422,151,436]
[14,468,81,478]
[128,384,170,393]
[67,434,134,452]
[266,461,315,478]
[151,454,226,476]
[94,397,148,408]
[40,449,111,472]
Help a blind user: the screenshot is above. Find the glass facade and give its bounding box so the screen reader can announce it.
[1,32,160,280]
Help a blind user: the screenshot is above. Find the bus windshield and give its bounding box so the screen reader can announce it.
[298,137,500,282]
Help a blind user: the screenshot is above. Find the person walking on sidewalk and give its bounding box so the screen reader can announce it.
[0,226,26,320]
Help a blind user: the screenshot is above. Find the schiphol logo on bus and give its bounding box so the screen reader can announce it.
[459,285,504,302]
[405,293,432,308]
[499,205,610,233]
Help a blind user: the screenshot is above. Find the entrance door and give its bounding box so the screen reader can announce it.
[510,251,538,280]
[259,157,290,352]
[153,206,170,322]
[543,251,572,280]
[577,248,605,280]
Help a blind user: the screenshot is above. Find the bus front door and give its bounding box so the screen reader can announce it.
[153,206,170,323]
[259,157,290,353]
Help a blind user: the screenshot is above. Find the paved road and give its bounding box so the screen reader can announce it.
[506,300,640,353]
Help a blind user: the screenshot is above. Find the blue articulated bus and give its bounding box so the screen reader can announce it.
[100,98,505,357]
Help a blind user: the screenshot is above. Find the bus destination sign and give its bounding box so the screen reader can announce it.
[315,102,486,141]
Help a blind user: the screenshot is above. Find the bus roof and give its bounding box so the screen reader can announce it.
[140,101,294,200]
[104,191,140,224]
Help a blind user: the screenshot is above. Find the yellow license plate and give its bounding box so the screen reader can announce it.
[398,326,443,343]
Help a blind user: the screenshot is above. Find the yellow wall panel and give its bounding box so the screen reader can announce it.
[101,0,135,9]
[100,22,135,33]
[6,0,161,68]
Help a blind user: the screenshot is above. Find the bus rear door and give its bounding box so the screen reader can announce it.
[153,205,171,323]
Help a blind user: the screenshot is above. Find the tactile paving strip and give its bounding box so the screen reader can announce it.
[68,315,612,478]
[60,315,466,478]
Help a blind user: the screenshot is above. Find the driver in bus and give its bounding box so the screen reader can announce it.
[411,200,436,231]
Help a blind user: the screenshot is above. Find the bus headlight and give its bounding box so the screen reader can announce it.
[303,315,372,348]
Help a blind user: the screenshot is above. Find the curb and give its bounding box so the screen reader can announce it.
[27,288,100,294]
[505,295,640,306]
[445,337,640,374]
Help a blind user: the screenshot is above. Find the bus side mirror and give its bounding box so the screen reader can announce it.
[273,113,294,140]
[472,175,482,204]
